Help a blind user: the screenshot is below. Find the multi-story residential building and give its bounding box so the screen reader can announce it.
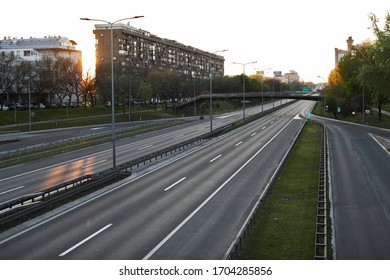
[92,23,225,78]
[0,36,81,63]
[0,36,82,107]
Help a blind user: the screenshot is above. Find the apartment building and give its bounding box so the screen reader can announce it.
[0,36,81,63]
[92,23,225,78]
[0,36,82,107]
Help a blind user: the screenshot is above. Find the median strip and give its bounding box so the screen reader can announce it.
[234,121,322,259]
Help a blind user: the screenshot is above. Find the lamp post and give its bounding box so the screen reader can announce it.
[254,67,271,112]
[81,16,144,169]
[209,49,228,132]
[232,61,257,120]
[317,76,326,114]
[362,85,365,124]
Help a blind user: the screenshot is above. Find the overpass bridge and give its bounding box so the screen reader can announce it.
[176,91,322,110]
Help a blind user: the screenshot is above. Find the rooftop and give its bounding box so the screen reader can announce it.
[0,36,78,50]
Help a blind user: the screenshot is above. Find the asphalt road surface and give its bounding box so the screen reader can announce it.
[0,100,313,259]
[314,116,390,260]
[0,101,290,203]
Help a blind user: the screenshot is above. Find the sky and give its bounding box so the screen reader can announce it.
[2,0,388,83]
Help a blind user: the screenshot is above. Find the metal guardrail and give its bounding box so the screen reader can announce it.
[314,126,328,260]
[301,115,330,259]
[0,131,21,142]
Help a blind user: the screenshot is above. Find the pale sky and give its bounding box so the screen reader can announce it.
[2,0,388,83]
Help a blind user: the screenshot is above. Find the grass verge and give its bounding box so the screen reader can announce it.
[235,121,322,259]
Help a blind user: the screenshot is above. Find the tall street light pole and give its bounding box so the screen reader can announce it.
[254,67,271,112]
[362,85,365,124]
[317,76,326,114]
[232,61,257,120]
[209,49,228,132]
[81,16,144,169]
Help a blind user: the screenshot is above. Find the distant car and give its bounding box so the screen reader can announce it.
[34,103,46,109]
[1,105,9,111]
[16,103,25,110]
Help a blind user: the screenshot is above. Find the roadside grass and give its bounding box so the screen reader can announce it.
[0,106,178,132]
[0,100,251,132]
[0,122,181,168]
[235,121,321,260]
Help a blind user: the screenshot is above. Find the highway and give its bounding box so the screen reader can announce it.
[0,100,290,203]
[0,100,314,259]
[314,116,390,259]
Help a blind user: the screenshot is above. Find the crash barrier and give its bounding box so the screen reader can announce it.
[314,126,328,260]
[301,116,329,259]
[0,171,131,228]
[0,101,296,228]
[0,131,21,142]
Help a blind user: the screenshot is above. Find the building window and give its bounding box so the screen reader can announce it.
[24,50,31,56]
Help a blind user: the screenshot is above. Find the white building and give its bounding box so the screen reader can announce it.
[0,36,81,63]
[0,36,82,107]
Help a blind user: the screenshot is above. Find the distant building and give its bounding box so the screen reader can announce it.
[281,70,300,84]
[92,23,225,78]
[335,36,354,67]
[0,36,81,63]
[0,36,82,106]
[272,70,300,84]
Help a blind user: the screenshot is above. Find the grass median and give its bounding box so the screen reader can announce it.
[235,121,322,260]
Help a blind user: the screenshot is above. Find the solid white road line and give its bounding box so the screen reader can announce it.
[0,186,25,196]
[59,223,113,257]
[164,177,187,192]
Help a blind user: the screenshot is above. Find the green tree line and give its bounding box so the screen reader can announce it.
[327,12,390,121]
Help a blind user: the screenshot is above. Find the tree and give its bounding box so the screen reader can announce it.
[0,53,17,108]
[81,70,96,107]
[359,12,390,121]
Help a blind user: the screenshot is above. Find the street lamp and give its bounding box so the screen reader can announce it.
[81,16,144,169]
[232,61,257,120]
[209,49,228,132]
[254,67,271,112]
[317,76,326,114]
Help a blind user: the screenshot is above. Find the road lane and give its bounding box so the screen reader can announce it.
[0,101,313,259]
[0,101,293,203]
[314,116,390,259]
